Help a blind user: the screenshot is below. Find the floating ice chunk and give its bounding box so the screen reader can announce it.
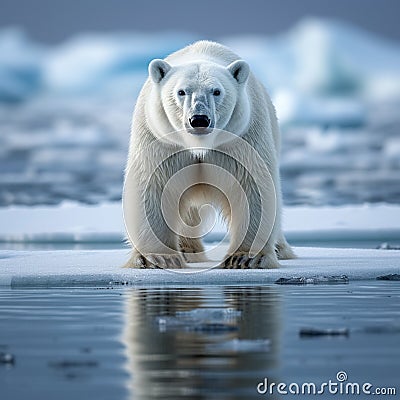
[376,243,400,250]
[376,274,400,281]
[176,308,242,321]
[48,360,98,369]
[156,316,237,334]
[156,316,185,332]
[191,323,238,333]
[299,327,349,337]
[207,339,270,353]
[275,275,349,285]
[0,352,15,365]
[156,307,241,334]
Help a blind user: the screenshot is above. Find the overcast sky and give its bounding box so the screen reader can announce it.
[1,0,400,44]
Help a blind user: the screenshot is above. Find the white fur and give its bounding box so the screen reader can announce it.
[124,40,295,269]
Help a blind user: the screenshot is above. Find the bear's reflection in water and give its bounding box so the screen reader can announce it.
[122,286,281,399]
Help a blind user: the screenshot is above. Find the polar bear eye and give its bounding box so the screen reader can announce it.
[213,89,221,96]
[178,90,186,96]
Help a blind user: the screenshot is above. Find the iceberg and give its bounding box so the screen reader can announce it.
[1,18,400,103]
[223,18,400,100]
[43,32,197,94]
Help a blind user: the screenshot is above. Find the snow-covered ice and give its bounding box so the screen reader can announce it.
[1,202,397,287]
[206,339,271,353]
[0,246,399,287]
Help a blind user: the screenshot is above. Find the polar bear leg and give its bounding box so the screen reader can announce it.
[275,233,297,260]
[272,181,296,260]
[179,237,208,262]
[124,180,187,269]
[178,207,208,262]
[221,185,280,270]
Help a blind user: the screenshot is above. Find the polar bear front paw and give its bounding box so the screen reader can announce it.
[124,253,187,269]
[221,252,280,269]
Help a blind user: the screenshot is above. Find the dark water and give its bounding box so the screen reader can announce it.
[0,283,399,399]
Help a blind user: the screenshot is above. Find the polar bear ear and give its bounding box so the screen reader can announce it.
[227,60,250,85]
[148,59,172,83]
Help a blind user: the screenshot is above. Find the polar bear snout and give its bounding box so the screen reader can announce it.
[189,115,211,129]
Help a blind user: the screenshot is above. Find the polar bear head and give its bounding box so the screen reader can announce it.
[146,59,251,146]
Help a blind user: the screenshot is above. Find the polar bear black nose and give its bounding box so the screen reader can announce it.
[189,115,211,128]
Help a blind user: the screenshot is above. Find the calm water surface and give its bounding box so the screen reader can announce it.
[0,283,399,399]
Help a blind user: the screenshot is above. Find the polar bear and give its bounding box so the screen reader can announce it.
[124,40,295,269]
